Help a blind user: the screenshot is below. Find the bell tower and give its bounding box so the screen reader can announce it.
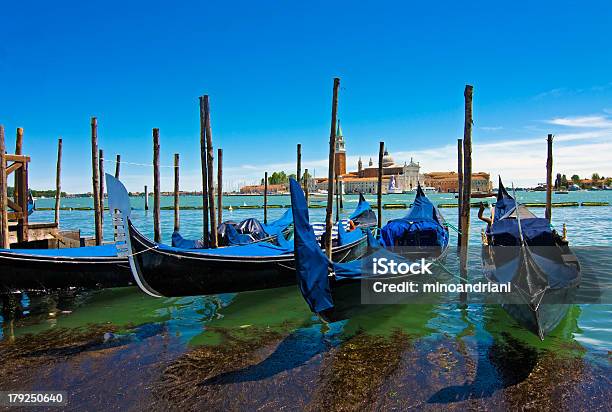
[334,120,346,176]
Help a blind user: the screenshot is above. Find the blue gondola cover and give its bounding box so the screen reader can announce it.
[380,185,448,248]
[289,179,334,313]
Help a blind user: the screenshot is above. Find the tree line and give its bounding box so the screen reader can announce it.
[260,170,312,185]
[7,187,68,198]
[557,173,612,188]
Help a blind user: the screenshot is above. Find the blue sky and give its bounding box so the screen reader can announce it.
[1,0,611,192]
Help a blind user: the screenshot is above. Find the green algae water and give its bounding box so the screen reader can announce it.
[1,191,610,409]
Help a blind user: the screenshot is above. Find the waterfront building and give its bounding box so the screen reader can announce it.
[314,121,425,194]
[423,171,492,193]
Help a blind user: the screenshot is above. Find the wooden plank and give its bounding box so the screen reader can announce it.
[6,162,22,175]
[7,198,22,212]
[55,138,63,226]
[153,128,161,243]
[4,155,30,162]
[325,78,340,258]
[91,117,102,245]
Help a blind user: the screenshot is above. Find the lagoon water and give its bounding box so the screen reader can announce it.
[2,190,611,409]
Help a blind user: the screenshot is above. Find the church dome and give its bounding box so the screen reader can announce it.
[382,149,394,167]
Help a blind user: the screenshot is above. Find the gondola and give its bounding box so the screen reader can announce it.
[0,245,132,293]
[290,179,450,322]
[106,174,372,298]
[481,178,581,340]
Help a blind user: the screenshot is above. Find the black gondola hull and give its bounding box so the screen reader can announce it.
[320,247,450,323]
[0,252,132,293]
[482,245,579,339]
[128,221,369,297]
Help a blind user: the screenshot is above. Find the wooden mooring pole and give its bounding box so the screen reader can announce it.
[457,138,463,247]
[14,128,23,210]
[144,185,149,211]
[199,96,210,247]
[203,95,218,248]
[54,138,63,226]
[335,173,340,222]
[15,128,23,155]
[304,168,309,205]
[0,125,8,248]
[13,128,26,241]
[99,149,105,226]
[153,128,161,243]
[460,85,474,301]
[377,141,384,229]
[174,153,180,232]
[545,134,554,222]
[115,154,121,179]
[263,172,268,224]
[325,77,340,258]
[217,148,223,225]
[296,143,302,182]
[91,117,103,245]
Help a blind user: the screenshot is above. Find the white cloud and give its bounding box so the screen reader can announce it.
[547,115,612,128]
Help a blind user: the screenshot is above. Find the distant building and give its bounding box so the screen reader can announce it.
[335,121,347,176]
[314,121,424,194]
[423,171,492,193]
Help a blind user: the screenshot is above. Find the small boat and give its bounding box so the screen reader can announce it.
[291,182,450,322]
[481,178,581,340]
[454,192,495,199]
[0,244,132,293]
[555,190,569,194]
[406,186,438,194]
[107,175,372,298]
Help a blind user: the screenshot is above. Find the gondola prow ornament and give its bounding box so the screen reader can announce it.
[106,173,163,297]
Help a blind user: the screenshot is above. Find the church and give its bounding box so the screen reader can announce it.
[314,121,423,194]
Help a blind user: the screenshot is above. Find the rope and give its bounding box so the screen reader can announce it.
[444,222,462,235]
[119,243,159,257]
[100,158,177,169]
[432,260,469,283]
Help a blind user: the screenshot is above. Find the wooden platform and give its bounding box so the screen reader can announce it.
[8,221,59,247]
